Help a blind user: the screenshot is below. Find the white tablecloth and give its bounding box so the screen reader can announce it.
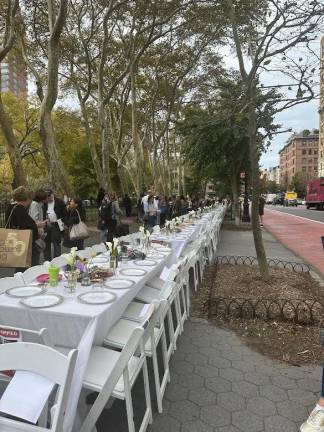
[151,211,218,257]
[0,251,171,432]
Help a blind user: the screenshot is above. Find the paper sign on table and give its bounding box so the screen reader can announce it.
[0,370,55,424]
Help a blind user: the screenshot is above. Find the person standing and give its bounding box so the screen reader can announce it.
[122,194,132,217]
[64,198,87,250]
[5,187,40,268]
[159,195,169,226]
[259,195,265,227]
[29,190,48,235]
[104,192,123,242]
[96,187,105,208]
[144,194,158,227]
[43,190,67,261]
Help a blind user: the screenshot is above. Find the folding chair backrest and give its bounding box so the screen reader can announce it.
[91,244,107,255]
[0,342,77,432]
[80,327,144,432]
[0,276,24,293]
[76,248,93,260]
[22,264,50,284]
[51,255,69,268]
[0,325,53,347]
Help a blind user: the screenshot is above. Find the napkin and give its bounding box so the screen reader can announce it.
[0,370,55,424]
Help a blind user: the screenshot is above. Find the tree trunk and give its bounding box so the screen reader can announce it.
[77,90,105,189]
[100,108,111,192]
[39,111,72,195]
[231,171,240,226]
[130,63,143,194]
[0,93,27,187]
[39,0,72,195]
[248,83,270,280]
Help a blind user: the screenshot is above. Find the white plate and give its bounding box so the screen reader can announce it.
[146,253,165,260]
[91,257,108,264]
[154,246,170,253]
[134,259,157,267]
[20,294,63,309]
[78,290,116,305]
[6,286,45,298]
[119,268,147,277]
[104,279,135,289]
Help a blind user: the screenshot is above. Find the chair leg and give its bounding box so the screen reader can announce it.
[124,370,136,432]
[161,325,171,383]
[167,307,176,357]
[149,330,163,414]
[142,357,153,425]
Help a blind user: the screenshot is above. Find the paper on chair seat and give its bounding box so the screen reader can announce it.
[0,370,55,424]
[139,303,150,318]
[160,266,171,281]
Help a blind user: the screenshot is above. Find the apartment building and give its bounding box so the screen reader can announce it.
[0,52,27,95]
[262,166,280,184]
[319,37,324,176]
[279,133,319,187]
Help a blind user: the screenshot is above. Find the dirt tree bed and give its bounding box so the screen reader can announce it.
[192,263,324,365]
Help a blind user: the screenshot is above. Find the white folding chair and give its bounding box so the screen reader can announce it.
[90,244,107,255]
[76,248,93,260]
[0,342,77,432]
[80,327,152,432]
[51,255,69,268]
[0,276,24,294]
[22,264,50,284]
[135,281,181,360]
[104,300,170,414]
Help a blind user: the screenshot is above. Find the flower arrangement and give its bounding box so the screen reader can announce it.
[106,238,121,257]
[62,247,78,271]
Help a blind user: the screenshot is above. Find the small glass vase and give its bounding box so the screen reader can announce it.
[112,254,118,275]
[81,266,91,286]
[66,270,78,293]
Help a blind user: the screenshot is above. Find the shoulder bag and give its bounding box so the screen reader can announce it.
[69,209,89,241]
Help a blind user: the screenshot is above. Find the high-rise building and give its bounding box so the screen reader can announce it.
[279,132,319,187]
[0,52,27,95]
[319,37,324,176]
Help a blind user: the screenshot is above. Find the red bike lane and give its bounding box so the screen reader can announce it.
[264,208,324,276]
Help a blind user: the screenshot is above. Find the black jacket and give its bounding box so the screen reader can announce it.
[5,204,39,243]
[65,208,86,227]
[43,197,67,222]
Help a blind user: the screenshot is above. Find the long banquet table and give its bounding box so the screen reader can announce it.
[0,206,225,432]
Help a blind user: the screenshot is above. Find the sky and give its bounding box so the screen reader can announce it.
[260,98,319,169]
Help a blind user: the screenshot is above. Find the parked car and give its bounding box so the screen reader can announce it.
[265,193,276,204]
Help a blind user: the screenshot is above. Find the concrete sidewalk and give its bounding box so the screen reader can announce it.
[146,228,321,432]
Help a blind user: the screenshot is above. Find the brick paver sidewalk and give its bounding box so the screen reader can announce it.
[149,318,320,432]
[264,208,324,276]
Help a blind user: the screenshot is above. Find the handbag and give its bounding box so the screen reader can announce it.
[69,210,89,241]
[0,205,32,268]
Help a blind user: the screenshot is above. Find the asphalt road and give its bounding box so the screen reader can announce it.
[266,204,324,224]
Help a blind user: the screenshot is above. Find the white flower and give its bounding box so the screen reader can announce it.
[62,253,74,266]
[139,226,145,234]
[145,230,151,238]
[165,221,170,228]
[71,247,78,257]
[106,241,112,252]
